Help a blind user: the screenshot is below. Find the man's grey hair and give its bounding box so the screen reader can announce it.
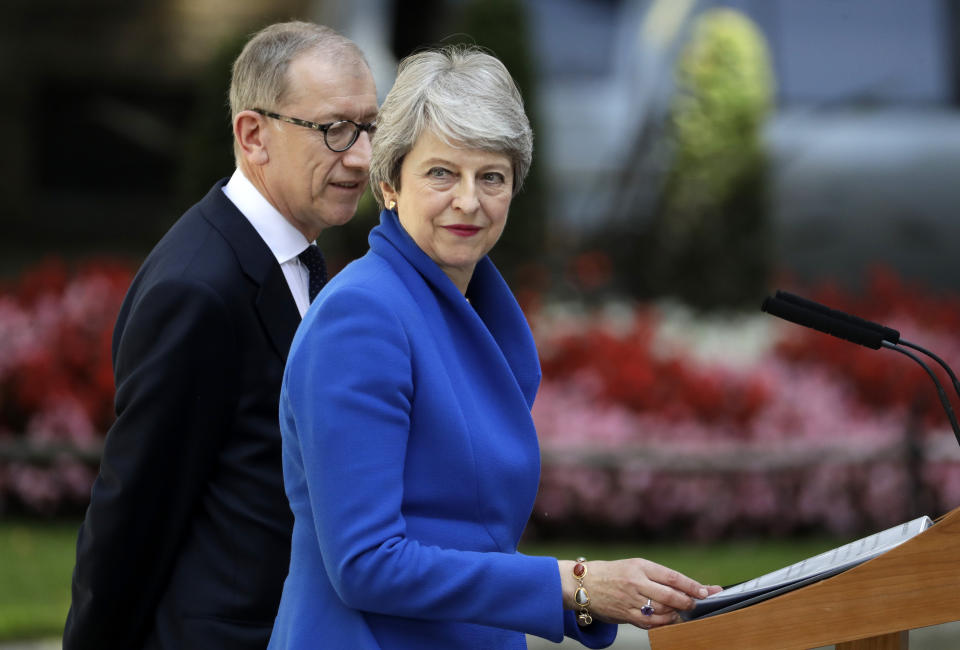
[370,45,533,207]
[229,21,368,160]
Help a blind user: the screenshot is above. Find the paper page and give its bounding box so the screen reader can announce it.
[705,515,933,600]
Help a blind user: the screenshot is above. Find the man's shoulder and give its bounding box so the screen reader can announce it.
[145,217,233,282]
[131,182,257,297]
[164,180,238,250]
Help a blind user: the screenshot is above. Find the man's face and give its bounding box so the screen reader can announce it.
[261,53,377,241]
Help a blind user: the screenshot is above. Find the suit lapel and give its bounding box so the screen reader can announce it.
[255,264,301,361]
[200,180,301,361]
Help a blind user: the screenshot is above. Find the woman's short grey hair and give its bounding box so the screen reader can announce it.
[370,45,533,206]
[229,21,367,159]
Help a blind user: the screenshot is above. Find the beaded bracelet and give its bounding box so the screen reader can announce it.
[573,556,592,626]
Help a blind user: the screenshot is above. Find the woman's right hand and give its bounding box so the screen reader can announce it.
[558,558,721,629]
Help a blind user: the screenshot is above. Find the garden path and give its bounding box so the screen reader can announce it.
[2,620,958,648]
[525,620,960,649]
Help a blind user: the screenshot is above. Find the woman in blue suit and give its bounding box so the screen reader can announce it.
[270,46,719,649]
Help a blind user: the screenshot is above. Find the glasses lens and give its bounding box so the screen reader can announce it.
[325,121,357,151]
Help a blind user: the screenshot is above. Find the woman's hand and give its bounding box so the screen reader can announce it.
[558,558,722,630]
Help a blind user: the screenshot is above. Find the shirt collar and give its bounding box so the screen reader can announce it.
[222,168,312,264]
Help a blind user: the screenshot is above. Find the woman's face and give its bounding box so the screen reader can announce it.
[380,131,514,294]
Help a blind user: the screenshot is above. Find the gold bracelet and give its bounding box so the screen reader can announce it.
[573,556,592,626]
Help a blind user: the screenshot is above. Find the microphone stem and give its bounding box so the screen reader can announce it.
[898,338,960,403]
[883,341,960,448]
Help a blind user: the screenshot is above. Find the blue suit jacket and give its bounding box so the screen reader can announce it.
[270,210,616,649]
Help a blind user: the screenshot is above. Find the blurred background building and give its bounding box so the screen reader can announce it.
[536,0,960,293]
[0,0,960,294]
[4,0,960,295]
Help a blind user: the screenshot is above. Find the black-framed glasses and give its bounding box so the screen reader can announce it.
[252,108,376,152]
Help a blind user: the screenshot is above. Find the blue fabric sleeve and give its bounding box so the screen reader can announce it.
[284,285,616,644]
[562,611,618,648]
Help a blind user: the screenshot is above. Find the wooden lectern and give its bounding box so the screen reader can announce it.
[648,506,960,649]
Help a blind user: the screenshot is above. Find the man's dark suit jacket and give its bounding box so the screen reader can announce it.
[64,179,301,649]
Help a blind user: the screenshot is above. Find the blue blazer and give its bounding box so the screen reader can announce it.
[270,210,616,648]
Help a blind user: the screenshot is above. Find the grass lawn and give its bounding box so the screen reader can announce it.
[519,537,844,590]
[0,520,78,641]
[0,519,845,642]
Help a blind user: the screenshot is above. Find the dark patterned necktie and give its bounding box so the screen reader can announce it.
[298,245,328,302]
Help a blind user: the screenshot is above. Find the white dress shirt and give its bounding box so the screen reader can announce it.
[222,169,315,317]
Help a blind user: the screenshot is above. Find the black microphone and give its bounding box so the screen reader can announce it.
[775,290,960,403]
[775,290,900,344]
[760,296,884,349]
[762,293,960,449]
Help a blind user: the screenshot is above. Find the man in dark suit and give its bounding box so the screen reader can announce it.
[63,21,378,650]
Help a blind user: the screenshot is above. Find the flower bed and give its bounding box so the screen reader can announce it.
[529,269,960,541]
[2,259,959,540]
[0,259,132,515]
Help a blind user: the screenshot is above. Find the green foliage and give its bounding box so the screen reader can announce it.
[448,0,548,286]
[666,9,774,221]
[640,8,775,310]
[0,520,78,640]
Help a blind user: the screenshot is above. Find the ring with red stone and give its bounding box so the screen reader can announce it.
[641,599,655,616]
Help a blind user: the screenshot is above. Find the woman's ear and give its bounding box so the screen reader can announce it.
[380,181,398,210]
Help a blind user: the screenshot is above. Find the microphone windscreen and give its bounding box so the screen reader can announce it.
[775,290,900,344]
[761,296,884,350]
